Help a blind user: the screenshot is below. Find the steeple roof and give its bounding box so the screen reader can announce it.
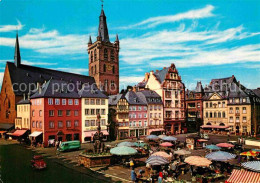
[98,8,110,42]
[14,32,21,67]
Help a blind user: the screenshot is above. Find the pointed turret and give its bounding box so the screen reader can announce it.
[88,35,92,45]
[14,32,21,67]
[98,7,110,42]
[115,34,119,42]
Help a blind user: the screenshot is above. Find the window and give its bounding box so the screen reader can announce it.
[101,99,105,105]
[55,99,60,105]
[104,48,108,60]
[74,99,79,105]
[144,121,147,126]
[85,99,89,105]
[66,110,71,116]
[242,107,246,113]
[91,52,93,62]
[96,99,100,105]
[112,66,115,74]
[101,109,105,115]
[139,121,142,126]
[206,103,208,108]
[68,99,73,105]
[49,121,54,129]
[222,102,225,107]
[85,109,89,115]
[150,113,153,118]
[235,107,239,113]
[243,126,247,133]
[138,106,142,111]
[32,110,35,117]
[218,112,221,118]
[74,120,79,127]
[218,102,221,108]
[229,117,233,123]
[110,50,114,61]
[133,121,136,127]
[49,110,54,117]
[32,121,35,128]
[74,110,79,116]
[91,99,95,105]
[243,117,246,122]
[144,106,147,111]
[91,109,95,115]
[66,121,71,128]
[111,80,115,87]
[38,110,42,117]
[236,117,239,122]
[214,112,217,118]
[150,120,153,125]
[36,121,38,128]
[58,121,63,128]
[144,113,147,118]
[222,112,226,118]
[103,64,106,72]
[85,120,90,127]
[206,112,208,118]
[210,102,212,108]
[229,107,233,113]
[94,49,97,61]
[129,121,132,127]
[48,98,53,105]
[154,105,157,110]
[101,119,106,126]
[133,106,136,111]
[210,112,212,118]
[57,110,62,116]
[62,99,66,105]
[150,106,153,111]
[91,120,95,126]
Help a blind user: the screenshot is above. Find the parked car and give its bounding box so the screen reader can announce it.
[31,155,47,170]
[58,140,81,152]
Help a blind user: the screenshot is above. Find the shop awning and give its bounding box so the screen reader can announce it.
[12,130,27,137]
[29,131,43,137]
[226,169,260,183]
[201,125,229,129]
[0,123,14,130]
[149,128,164,132]
[84,130,109,137]
[0,131,7,134]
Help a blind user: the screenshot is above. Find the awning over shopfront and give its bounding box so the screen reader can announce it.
[149,128,164,132]
[29,131,43,137]
[226,169,260,183]
[12,130,27,137]
[201,125,229,129]
[0,123,14,130]
[0,131,7,134]
[84,130,109,137]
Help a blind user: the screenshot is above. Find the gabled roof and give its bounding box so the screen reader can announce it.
[17,98,30,105]
[125,90,146,105]
[7,62,95,96]
[30,79,80,99]
[154,67,169,83]
[108,94,123,106]
[253,89,260,98]
[136,90,163,105]
[78,85,108,99]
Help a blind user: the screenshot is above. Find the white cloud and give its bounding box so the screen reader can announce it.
[0,20,24,32]
[0,72,4,87]
[22,60,58,66]
[118,5,215,29]
[120,76,144,88]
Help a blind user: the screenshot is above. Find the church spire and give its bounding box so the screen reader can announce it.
[98,4,110,42]
[14,31,21,67]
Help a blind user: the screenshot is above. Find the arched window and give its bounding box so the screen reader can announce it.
[222,112,226,118]
[94,49,97,61]
[91,52,93,62]
[110,50,114,61]
[218,112,221,118]
[103,64,106,72]
[214,112,217,118]
[210,112,212,118]
[112,66,115,74]
[104,48,108,60]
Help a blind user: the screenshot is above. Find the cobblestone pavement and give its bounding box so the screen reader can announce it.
[1,134,257,183]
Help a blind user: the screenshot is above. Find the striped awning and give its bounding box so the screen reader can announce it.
[12,130,27,137]
[226,169,260,183]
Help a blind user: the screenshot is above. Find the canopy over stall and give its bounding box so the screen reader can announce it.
[12,130,27,137]
[29,131,43,137]
[225,169,260,183]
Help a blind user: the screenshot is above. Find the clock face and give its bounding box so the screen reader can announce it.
[107,64,113,71]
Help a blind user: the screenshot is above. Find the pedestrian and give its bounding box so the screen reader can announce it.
[158,171,163,183]
[55,140,59,150]
[131,168,137,183]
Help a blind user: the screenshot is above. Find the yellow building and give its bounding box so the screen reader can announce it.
[203,92,228,128]
[109,93,129,139]
[79,86,109,142]
[15,96,31,130]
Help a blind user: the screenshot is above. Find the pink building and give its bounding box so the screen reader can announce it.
[125,91,148,137]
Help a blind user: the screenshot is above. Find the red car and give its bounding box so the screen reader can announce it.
[31,155,47,170]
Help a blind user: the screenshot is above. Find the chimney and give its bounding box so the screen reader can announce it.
[144,73,150,81]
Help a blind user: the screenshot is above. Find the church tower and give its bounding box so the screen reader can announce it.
[88,6,119,95]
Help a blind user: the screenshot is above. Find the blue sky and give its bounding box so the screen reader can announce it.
[0,0,259,90]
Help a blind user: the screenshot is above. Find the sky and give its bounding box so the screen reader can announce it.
[0,0,260,90]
